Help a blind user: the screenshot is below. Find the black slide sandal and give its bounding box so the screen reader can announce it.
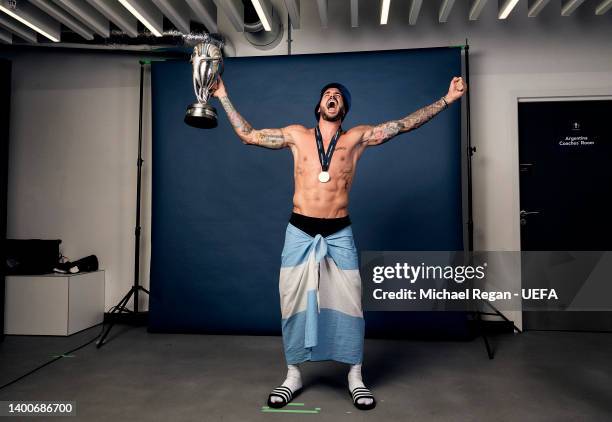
[267,386,298,409]
[350,387,377,411]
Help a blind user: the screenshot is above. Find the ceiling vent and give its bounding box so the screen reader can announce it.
[242,0,283,50]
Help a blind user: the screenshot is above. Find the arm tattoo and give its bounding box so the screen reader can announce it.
[252,128,290,149]
[218,95,289,149]
[219,96,253,138]
[363,98,447,146]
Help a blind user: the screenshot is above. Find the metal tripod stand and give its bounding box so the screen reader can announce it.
[463,40,521,358]
[97,61,150,348]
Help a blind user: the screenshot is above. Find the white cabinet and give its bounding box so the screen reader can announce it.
[4,270,105,336]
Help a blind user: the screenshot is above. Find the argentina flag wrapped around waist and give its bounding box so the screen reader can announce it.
[279,217,364,365]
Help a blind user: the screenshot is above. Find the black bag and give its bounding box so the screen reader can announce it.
[5,239,62,275]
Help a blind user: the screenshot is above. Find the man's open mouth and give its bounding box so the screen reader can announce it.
[327,100,337,110]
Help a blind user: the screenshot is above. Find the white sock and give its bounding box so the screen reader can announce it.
[348,364,374,406]
[270,365,302,404]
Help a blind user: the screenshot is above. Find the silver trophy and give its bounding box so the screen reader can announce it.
[185,36,224,129]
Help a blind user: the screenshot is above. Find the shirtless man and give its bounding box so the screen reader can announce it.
[213,76,466,410]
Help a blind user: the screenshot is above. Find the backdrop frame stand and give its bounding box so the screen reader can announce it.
[97,60,150,348]
[462,40,522,360]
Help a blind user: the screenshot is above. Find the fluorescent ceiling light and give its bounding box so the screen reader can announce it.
[118,0,162,37]
[498,0,519,19]
[527,0,551,17]
[0,13,37,43]
[561,0,586,16]
[595,0,612,15]
[251,0,271,31]
[380,0,390,25]
[439,0,456,22]
[0,3,59,41]
[350,0,358,27]
[469,0,488,20]
[316,0,327,27]
[409,0,423,25]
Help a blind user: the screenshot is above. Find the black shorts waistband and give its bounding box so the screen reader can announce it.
[289,212,351,238]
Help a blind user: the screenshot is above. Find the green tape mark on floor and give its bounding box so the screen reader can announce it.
[261,404,320,414]
[261,408,320,414]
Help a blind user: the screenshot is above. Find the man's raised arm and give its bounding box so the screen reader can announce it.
[213,78,295,149]
[357,76,467,147]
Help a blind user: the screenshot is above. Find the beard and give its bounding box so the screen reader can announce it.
[321,105,345,122]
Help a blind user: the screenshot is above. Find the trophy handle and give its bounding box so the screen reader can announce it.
[192,65,201,104]
[194,59,206,104]
[193,58,222,104]
[209,75,220,96]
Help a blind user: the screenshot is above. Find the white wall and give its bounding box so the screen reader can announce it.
[5,0,612,323]
[6,52,152,312]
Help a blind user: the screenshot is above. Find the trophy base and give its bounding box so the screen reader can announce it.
[185,103,218,129]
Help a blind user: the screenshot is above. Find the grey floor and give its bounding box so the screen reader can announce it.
[1,326,611,421]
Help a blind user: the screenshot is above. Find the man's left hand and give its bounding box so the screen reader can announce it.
[445,76,467,103]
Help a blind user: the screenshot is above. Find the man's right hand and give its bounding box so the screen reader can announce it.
[212,77,227,98]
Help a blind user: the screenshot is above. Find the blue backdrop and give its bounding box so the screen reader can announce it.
[149,47,466,337]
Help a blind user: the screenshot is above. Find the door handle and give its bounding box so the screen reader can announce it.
[520,210,540,217]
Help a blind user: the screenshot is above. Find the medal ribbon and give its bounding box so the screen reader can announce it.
[315,126,342,172]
